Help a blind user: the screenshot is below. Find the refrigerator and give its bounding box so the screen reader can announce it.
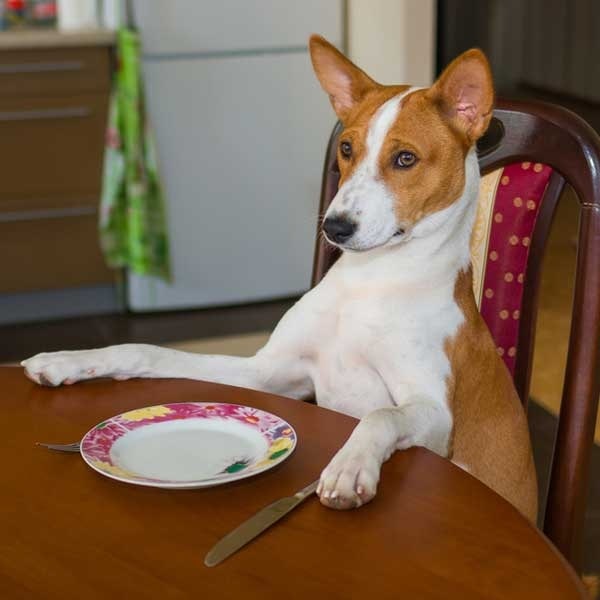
[128,1,344,311]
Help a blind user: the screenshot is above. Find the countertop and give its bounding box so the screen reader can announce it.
[0,28,115,50]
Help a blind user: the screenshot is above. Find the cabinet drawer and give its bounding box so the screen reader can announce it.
[0,47,111,97]
[0,214,113,293]
[0,93,109,213]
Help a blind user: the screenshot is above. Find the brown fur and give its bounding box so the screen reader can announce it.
[382,90,469,225]
[332,87,470,227]
[309,35,378,122]
[430,49,495,144]
[583,575,599,599]
[447,269,538,521]
[333,85,408,183]
[310,34,495,230]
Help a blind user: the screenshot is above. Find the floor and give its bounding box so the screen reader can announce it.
[1,191,598,572]
[0,297,295,363]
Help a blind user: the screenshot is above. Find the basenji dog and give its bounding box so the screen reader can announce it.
[22,36,538,521]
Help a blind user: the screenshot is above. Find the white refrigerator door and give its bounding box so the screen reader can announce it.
[127,51,336,311]
[127,1,343,311]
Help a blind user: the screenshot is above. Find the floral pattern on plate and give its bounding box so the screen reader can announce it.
[80,402,297,488]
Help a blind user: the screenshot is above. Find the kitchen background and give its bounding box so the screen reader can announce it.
[0,0,435,324]
[0,0,598,573]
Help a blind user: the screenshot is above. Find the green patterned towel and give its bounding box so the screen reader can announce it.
[99,27,171,281]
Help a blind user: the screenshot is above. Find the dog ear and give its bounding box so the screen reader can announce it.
[428,49,494,143]
[309,34,377,122]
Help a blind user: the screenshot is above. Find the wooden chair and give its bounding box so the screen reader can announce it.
[311,99,600,572]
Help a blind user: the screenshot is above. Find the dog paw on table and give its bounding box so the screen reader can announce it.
[317,443,381,510]
[21,351,113,387]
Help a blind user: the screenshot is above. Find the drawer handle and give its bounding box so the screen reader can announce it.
[0,206,97,223]
[0,107,91,121]
[0,60,84,74]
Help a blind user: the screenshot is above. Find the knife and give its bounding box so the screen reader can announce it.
[204,479,319,567]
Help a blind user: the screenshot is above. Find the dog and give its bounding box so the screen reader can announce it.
[22,36,538,521]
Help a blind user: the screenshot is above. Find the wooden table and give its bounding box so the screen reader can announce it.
[0,367,586,599]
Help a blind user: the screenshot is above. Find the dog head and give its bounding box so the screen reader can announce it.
[309,36,494,252]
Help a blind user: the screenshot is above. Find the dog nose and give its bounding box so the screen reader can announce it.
[323,216,357,243]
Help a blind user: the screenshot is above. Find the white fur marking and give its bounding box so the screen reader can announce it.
[452,460,471,473]
[325,88,421,251]
[364,94,404,175]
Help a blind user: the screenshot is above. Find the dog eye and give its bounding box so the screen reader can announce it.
[340,141,352,159]
[394,151,417,169]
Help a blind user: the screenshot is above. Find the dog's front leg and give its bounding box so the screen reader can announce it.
[22,292,321,396]
[21,343,312,399]
[317,398,452,509]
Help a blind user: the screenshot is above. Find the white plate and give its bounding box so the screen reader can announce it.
[80,402,297,488]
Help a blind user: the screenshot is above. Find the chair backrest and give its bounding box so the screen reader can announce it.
[311,99,600,571]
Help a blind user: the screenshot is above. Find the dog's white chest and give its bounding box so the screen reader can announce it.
[309,298,393,417]
[297,270,464,419]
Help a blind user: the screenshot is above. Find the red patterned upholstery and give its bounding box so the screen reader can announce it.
[476,162,553,374]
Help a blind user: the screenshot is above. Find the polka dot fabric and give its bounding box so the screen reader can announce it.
[479,162,552,374]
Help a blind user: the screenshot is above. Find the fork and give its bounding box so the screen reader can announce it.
[36,441,80,452]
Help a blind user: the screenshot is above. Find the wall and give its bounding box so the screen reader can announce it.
[346,0,436,86]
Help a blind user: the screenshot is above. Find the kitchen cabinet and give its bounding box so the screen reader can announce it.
[0,30,114,293]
